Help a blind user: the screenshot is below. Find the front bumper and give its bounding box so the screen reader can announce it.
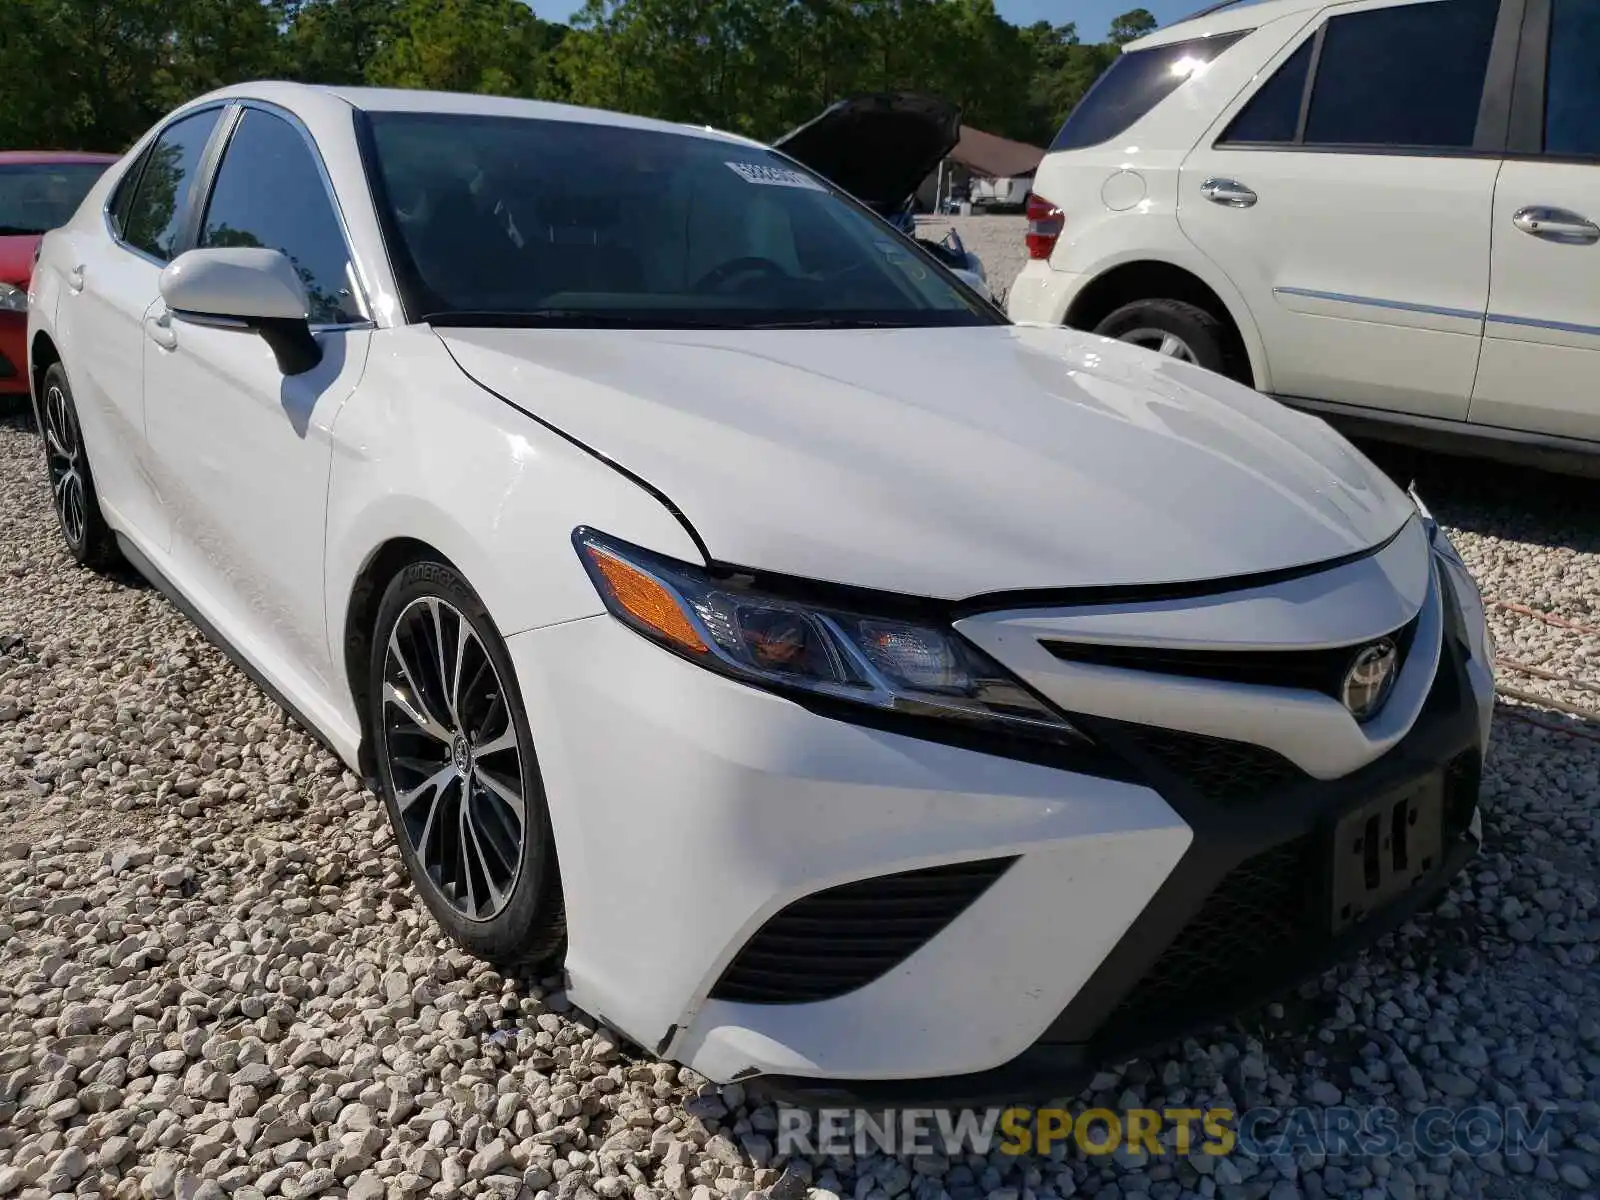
[507,556,1490,1098]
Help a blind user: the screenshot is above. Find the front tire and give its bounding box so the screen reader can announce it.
[368,559,566,969]
[1092,298,1233,377]
[39,364,120,571]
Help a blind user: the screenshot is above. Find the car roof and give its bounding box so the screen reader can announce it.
[1127,0,1328,47]
[0,150,121,164]
[188,81,767,150]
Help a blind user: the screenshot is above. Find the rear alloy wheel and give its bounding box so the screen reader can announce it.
[40,364,120,570]
[369,561,565,967]
[1092,298,1233,377]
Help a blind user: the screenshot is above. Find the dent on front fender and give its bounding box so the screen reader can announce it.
[319,327,705,705]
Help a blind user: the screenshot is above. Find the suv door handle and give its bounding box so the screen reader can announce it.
[1201,178,1258,208]
[66,265,85,293]
[1512,206,1600,245]
[144,310,178,351]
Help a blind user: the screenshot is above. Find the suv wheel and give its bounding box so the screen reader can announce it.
[368,560,566,969]
[1093,299,1231,376]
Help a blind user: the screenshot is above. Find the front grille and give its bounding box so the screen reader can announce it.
[709,857,1017,1004]
[1093,837,1318,1044]
[1103,721,1308,806]
[1041,613,1422,702]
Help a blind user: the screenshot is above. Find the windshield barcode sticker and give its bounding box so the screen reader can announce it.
[725,161,827,191]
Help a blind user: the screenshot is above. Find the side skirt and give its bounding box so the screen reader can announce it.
[113,532,361,773]
[1276,394,1600,478]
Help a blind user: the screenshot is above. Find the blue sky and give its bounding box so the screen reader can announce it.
[535,0,1199,38]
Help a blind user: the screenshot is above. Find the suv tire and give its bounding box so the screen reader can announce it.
[1093,299,1232,377]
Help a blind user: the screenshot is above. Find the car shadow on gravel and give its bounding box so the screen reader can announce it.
[1354,439,1600,555]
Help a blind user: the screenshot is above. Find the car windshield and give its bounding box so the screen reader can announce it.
[0,163,110,236]
[362,111,1001,329]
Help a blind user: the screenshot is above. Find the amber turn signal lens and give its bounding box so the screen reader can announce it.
[586,549,708,653]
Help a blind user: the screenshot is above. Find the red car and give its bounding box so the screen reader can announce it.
[0,151,119,399]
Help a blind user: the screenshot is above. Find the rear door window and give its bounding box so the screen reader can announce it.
[1545,0,1600,157]
[121,108,224,262]
[1219,38,1315,144]
[1050,32,1250,151]
[1302,0,1499,149]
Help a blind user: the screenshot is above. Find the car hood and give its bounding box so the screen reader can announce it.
[772,93,960,215]
[0,234,41,287]
[438,323,1416,599]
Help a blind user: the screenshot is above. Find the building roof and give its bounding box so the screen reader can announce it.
[947,126,1045,179]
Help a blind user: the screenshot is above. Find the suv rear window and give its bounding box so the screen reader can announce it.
[1049,31,1250,151]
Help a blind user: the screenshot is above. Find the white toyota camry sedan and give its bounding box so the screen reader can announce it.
[28,83,1495,1101]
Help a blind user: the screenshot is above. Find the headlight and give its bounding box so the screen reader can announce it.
[1410,485,1464,567]
[1411,488,1492,663]
[0,283,27,313]
[573,527,1089,748]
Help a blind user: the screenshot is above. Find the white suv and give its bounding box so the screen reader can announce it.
[1008,0,1600,472]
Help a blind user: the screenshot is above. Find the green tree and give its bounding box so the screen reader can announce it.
[1108,6,1158,44]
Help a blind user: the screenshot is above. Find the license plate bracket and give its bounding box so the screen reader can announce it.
[1329,773,1445,935]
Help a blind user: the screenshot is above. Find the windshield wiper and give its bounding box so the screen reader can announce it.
[424,309,658,328]
[743,317,919,329]
[0,226,44,237]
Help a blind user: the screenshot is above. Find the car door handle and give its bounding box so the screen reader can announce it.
[1201,178,1257,208]
[67,265,85,294]
[1512,206,1600,245]
[144,311,178,351]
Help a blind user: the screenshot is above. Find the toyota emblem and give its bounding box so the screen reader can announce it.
[1342,638,1399,722]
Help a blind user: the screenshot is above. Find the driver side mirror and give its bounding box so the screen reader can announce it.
[159,247,322,375]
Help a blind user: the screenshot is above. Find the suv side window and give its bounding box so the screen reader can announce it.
[1049,32,1250,151]
[1546,0,1600,157]
[1303,0,1500,149]
[1219,38,1314,144]
[198,108,363,325]
[121,108,224,262]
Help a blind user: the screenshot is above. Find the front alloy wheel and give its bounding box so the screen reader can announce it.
[370,561,565,966]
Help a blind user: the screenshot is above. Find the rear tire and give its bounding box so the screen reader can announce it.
[39,364,121,571]
[1092,299,1232,377]
[368,558,566,970]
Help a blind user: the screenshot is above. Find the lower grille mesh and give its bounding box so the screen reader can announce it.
[1112,723,1308,807]
[709,857,1017,1004]
[1096,837,1317,1042]
[1095,752,1482,1047]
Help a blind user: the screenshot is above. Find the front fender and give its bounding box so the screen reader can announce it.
[322,326,704,730]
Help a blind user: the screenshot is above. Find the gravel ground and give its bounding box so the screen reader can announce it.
[2,386,1599,1200]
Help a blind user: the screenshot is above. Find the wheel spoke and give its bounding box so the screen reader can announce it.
[1158,334,1186,358]
[447,619,471,727]
[413,772,454,869]
[473,765,525,826]
[456,800,481,916]
[473,726,516,758]
[463,802,509,913]
[397,762,457,813]
[383,680,452,744]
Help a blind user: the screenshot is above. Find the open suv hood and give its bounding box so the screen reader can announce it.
[772,93,960,215]
[437,323,1416,600]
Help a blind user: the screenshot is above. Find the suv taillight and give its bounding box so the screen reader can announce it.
[1025,193,1064,261]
